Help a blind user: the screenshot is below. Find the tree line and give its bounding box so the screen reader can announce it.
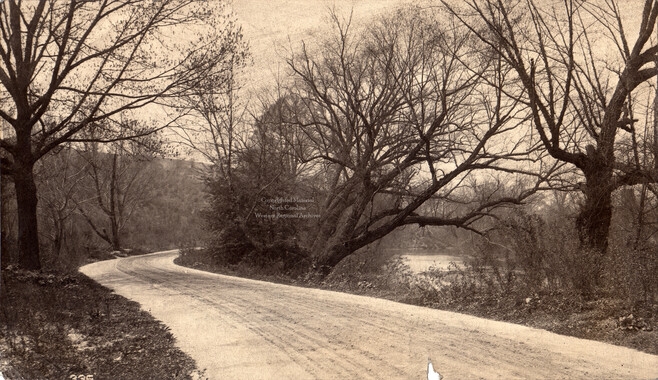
[2,0,658,297]
[1,142,206,269]
[1,0,241,269]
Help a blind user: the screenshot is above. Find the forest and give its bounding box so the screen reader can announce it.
[2,147,206,270]
[175,1,658,304]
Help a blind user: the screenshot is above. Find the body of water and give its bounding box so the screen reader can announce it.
[398,253,463,273]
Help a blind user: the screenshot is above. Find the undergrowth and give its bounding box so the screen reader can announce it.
[177,233,658,356]
[0,267,204,380]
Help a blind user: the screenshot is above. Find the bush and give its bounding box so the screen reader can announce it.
[464,212,609,297]
[207,224,256,266]
[604,244,658,306]
[406,210,658,309]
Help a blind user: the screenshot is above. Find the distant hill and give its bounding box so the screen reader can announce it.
[1,152,210,268]
[121,156,209,250]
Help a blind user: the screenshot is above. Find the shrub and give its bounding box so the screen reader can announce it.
[604,244,658,306]
[206,223,256,266]
[469,212,611,297]
[408,210,658,306]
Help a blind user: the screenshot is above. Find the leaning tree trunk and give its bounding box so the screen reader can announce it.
[313,189,372,275]
[14,162,42,270]
[312,206,361,275]
[315,242,351,275]
[310,201,347,256]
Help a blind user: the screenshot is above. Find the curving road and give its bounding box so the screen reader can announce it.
[80,250,658,379]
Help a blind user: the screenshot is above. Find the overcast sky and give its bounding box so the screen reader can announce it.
[230,0,406,91]
[228,0,650,98]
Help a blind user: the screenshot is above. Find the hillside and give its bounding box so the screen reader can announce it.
[121,157,208,251]
[1,154,208,270]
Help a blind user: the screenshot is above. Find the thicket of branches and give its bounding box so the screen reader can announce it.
[0,0,243,269]
[2,0,657,305]
[195,1,658,303]
[197,7,554,275]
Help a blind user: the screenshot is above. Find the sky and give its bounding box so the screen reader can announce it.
[227,0,650,93]
[229,0,408,92]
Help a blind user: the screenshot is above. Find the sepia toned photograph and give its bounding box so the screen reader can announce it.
[1,0,658,378]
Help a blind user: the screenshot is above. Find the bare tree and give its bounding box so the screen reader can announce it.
[74,137,154,252]
[35,146,86,260]
[0,0,241,268]
[442,0,658,270]
[173,41,249,186]
[285,8,557,273]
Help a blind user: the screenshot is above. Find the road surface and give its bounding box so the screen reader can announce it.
[80,250,658,379]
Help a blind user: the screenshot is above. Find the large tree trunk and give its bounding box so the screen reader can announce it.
[575,165,614,294]
[313,189,373,274]
[14,164,41,270]
[314,243,351,275]
[576,171,613,252]
[310,202,347,255]
[312,203,363,275]
[309,174,356,255]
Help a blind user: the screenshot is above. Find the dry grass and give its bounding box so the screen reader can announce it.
[0,268,203,380]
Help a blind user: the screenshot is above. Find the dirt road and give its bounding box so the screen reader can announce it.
[80,250,658,379]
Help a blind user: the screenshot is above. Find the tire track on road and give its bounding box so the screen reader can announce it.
[80,251,658,380]
[121,260,392,379]
[113,257,622,379]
